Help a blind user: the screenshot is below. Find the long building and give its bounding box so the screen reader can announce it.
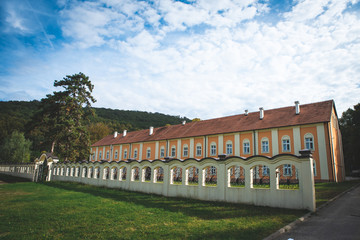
[90,100,345,182]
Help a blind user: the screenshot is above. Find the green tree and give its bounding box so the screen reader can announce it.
[88,122,111,144]
[339,103,360,174]
[0,131,32,163]
[36,73,96,161]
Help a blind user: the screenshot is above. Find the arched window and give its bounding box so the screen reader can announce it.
[183,144,188,157]
[75,167,80,177]
[196,144,202,157]
[276,164,299,190]
[203,166,217,186]
[82,167,87,178]
[171,146,176,157]
[154,167,164,183]
[120,167,127,181]
[228,166,245,187]
[99,151,102,160]
[111,167,117,180]
[146,148,151,159]
[88,167,93,178]
[134,149,138,159]
[131,167,139,181]
[70,167,74,177]
[171,166,182,185]
[160,147,165,158]
[261,137,269,153]
[251,165,270,189]
[106,151,110,160]
[226,141,233,155]
[142,167,151,182]
[103,167,109,180]
[281,136,291,152]
[123,150,128,159]
[210,142,217,156]
[186,166,199,185]
[304,133,315,150]
[114,150,118,160]
[243,139,250,154]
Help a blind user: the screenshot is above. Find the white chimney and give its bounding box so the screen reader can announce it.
[182,120,186,125]
[245,110,248,116]
[123,130,127,137]
[259,107,264,120]
[295,101,300,115]
[113,131,118,138]
[149,126,154,135]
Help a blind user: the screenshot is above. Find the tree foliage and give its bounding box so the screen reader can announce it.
[0,131,32,163]
[36,73,96,161]
[339,103,360,174]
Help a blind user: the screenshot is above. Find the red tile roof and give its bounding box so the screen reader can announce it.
[91,100,334,147]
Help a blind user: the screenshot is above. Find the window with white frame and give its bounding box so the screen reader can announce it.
[99,151,102,160]
[226,142,233,155]
[282,136,291,152]
[160,147,165,158]
[243,139,250,154]
[106,151,109,159]
[146,148,151,159]
[262,165,269,176]
[92,154,95,161]
[124,150,128,159]
[114,151,118,159]
[261,138,269,153]
[183,145,188,157]
[283,164,292,176]
[196,144,202,156]
[313,161,317,176]
[305,134,314,150]
[171,146,176,157]
[210,143,216,156]
[134,149,138,159]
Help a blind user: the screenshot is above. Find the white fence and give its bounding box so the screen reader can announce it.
[0,151,315,211]
[0,164,36,181]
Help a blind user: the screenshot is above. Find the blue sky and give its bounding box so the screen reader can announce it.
[0,0,359,119]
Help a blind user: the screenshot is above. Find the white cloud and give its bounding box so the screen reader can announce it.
[1,0,360,120]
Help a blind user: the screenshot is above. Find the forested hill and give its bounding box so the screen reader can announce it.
[0,101,190,155]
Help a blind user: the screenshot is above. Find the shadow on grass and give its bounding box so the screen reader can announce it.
[0,173,31,183]
[44,181,305,221]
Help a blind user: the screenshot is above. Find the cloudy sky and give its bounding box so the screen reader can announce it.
[0,0,359,119]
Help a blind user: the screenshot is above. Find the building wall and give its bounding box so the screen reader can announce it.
[91,121,344,182]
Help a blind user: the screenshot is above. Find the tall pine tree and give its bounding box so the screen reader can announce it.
[37,73,96,161]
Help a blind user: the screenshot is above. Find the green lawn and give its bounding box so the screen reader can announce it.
[0,175,305,240]
[315,180,360,207]
[0,174,358,240]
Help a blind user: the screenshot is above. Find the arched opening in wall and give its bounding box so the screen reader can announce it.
[88,167,93,178]
[65,167,70,176]
[111,167,117,180]
[154,167,164,183]
[251,165,270,189]
[103,167,110,180]
[53,167,57,176]
[120,167,127,181]
[75,166,80,177]
[94,167,100,179]
[70,167,75,177]
[142,167,151,182]
[276,164,299,190]
[186,166,198,186]
[82,167,87,178]
[61,167,65,176]
[171,166,182,185]
[131,167,139,181]
[203,166,217,187]
[228,165,245,188]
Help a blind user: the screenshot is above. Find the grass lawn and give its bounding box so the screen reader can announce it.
[0,174,358,240]
[315,180,360,207]
[0,174,305,240]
